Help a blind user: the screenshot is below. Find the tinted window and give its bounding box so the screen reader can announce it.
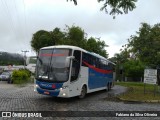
[71,50,81,81]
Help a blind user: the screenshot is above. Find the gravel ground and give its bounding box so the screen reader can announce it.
[0,81,160,120]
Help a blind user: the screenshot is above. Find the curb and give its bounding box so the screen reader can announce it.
[118,97,160,103]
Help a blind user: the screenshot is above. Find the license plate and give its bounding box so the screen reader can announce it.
[44,91,50,95]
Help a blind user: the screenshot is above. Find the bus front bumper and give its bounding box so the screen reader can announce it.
[34,84,70,98]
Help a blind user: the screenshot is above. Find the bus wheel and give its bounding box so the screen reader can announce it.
[79,86,87,99]
[109,83,112,90]
[108,83,111,91]
[106,83,110,91]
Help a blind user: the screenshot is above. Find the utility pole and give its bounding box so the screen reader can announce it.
[21,50,29,69]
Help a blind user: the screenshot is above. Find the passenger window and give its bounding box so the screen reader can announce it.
[71,50,81,82]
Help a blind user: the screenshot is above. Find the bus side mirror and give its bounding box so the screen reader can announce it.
[65,56,75,67]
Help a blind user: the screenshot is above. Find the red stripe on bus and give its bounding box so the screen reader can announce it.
[82,61,112,74]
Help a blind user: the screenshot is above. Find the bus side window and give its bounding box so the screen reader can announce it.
[71,50,81,82]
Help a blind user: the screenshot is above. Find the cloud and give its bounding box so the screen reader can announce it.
[0,0,160,57]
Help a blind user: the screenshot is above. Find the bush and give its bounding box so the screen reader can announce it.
[123,60,145,78]
[12,69,31,84]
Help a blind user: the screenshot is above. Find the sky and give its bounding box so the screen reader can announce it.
[0,0,160,58]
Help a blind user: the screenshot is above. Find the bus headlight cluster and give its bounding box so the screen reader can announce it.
[60,86,68,91]
[60,86,68,96]
[34,84,39,91]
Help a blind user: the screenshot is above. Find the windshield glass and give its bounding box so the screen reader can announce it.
[36,48,71,82]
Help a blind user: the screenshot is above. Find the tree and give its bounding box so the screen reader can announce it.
[51,28,65,45]
[0,52,24,65]
[123,60,145,81]
[116,22,160,81]
[31,30,53,53]
[63,25,87,47]
[64,25,108,57]
[67,0,137,18]
[127,23,160,68]
[109,53,122,81]
[86,37,108,57]
[109,51,129,81]
[31,25,109,58]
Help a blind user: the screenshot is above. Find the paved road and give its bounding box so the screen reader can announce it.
[0,81,160,120]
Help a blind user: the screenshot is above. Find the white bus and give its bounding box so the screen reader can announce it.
[34,45,115,98]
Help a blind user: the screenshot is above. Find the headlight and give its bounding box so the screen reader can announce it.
[62,86,68,89]
[60,86,68,90]
[34,84,38,91]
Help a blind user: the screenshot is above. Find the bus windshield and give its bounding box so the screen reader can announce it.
[36,48,71,82]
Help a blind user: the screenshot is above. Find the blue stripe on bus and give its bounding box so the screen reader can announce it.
[36,80,63,96]
[88,68,113,89]
[36,80,63,90]
[36,87,60,96]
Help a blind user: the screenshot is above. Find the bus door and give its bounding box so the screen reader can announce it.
[69,50,82,97]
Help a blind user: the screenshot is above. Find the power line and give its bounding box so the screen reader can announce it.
[23,0,33,56]
[13,0,21,32]
[1,0,16,34]
[23,0,28,41]
[21,50,29,58]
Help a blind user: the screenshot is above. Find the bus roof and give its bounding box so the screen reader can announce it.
[41,45,115,65]
[41,45,87,52]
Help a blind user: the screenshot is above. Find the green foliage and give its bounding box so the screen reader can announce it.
[110,22,160,81]
[123,60,145,77]
[86,37,108,58]
[31,25,108,58]
[52,28,65,45]
[0,52,24,65]
[68,0,137,17]
[62,25,87,48]
[110,52,129,81]
[116,81,144,87]
[128,23,160,68]
[12,69,31,84]
[116,82,160,101]
[31,30,53,53]
[67,25,85,42]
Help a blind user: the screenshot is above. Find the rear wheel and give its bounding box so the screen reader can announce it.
[79,86,87,99]
[110,82,112,90]
[106,83,111,91]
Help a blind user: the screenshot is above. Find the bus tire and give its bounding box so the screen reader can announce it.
[110,82,112,90]
[107,83,110,91]
[106,83,109,91]
[79,85,87,99]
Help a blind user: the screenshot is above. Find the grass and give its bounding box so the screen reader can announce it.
[116,82,160,101]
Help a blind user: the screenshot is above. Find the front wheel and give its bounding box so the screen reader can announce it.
[79,86,87,99]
